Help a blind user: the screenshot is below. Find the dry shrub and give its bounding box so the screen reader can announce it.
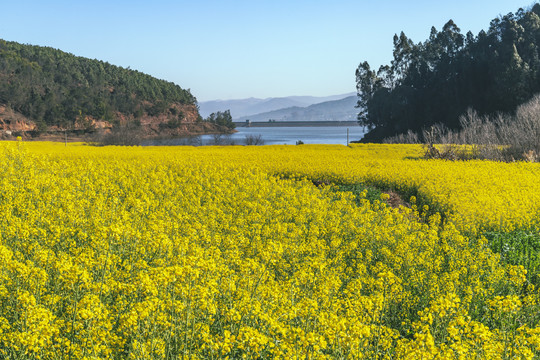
[499,94,540,160]
[95,125,143,146]
[383,130,419,144]
[244,134,265,145]
[386,94,540,162]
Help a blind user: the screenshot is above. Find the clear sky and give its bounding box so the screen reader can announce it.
[0,0,534,101]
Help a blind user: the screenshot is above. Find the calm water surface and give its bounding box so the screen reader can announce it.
[142,125,366,146]
[206,126,366,145]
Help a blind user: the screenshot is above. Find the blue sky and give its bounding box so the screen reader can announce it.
[0,0,533,101]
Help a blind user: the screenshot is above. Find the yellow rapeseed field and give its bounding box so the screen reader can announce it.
[0,141,539,359]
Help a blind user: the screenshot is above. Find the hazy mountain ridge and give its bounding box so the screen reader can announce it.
[199,93,356,119]
[236,96,358,123]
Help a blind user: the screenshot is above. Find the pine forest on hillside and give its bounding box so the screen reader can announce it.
[0,39,209,137]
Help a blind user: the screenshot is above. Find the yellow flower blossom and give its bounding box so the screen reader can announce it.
[0,141,537,358]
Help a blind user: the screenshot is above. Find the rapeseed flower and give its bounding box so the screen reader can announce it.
[0,142,538,358]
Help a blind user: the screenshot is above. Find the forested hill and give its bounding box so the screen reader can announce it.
[0,39,209,136]
[357,3,540,142]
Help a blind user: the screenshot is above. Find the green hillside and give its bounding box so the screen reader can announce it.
[0,39,200,134]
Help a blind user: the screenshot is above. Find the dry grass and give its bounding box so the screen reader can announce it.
[385,94,540,162]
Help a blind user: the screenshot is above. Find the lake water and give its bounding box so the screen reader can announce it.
[142,125,366,146]
[204,125,366,145]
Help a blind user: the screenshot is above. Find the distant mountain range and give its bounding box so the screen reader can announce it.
[199,93,357,120]
[236,95,359,123]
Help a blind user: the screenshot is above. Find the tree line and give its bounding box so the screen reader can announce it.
[0,39,196,131]
[356,3,540,142]
[204,110,235,130]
